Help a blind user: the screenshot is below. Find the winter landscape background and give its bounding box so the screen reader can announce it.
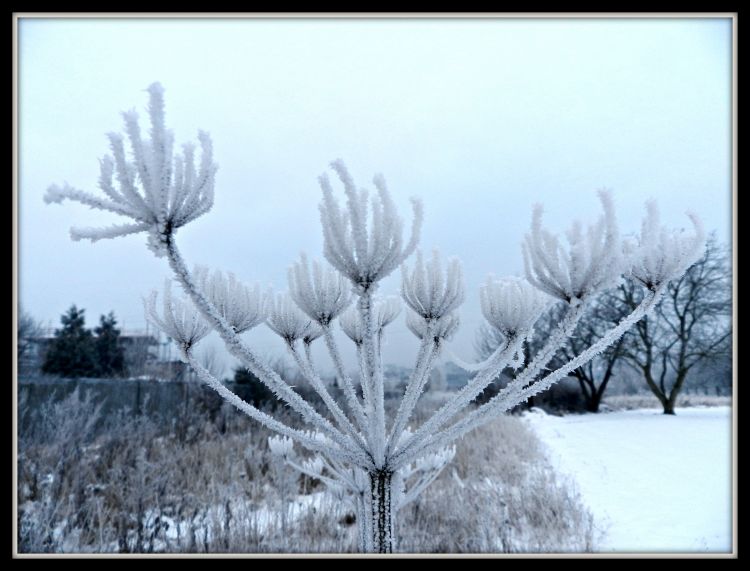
[15,16,734,555]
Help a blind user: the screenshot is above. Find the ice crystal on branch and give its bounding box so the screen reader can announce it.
[414,445,456,474]
[302,323,324,346]
[301,456,325,478]
[400,248,464,349]
[268,435,295,460]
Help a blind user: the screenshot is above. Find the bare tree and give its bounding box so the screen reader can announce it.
[608,235,732,414]
[475,298,626,413]
[17,308,44,372]
[538,299,628,413]
[478,235,732,414]
[44,83,706,552]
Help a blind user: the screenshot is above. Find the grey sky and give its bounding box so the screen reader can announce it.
[18,17,733,374]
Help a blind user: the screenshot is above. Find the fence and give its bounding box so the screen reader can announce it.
[16,376,247,434]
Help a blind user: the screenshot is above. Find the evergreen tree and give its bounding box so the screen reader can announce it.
[232,366,277,409]
[41,305,97,378]
[94,311,126,377]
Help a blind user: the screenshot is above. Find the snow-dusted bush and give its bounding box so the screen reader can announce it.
[46,84,706,553]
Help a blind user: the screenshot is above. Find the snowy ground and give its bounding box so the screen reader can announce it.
[523,406,734,554]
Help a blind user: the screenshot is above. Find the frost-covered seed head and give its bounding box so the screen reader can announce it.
[194,266,266,333]
[396,427,414,449]
[338,309,360,344]
[288,254,352,325]
[401,249,465,320]
[627,201,706,290]
[479,276,549,337]
[266,292,316,343]
[522,190,624,302]
[326,481,351,504]
[144,280,211,358]
[301,430,332,447]
[318,160,423,293]
[301,456,325,477]
[376,296,402,330]
[414,446,456,473]
[268,435,295,459]
[303,323,324,346]
[339,297,401,345]
[45,83,217,257]
[405,311,460,343]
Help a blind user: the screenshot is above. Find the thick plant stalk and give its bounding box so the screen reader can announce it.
[354,343,373,412]
[368,469,396,553]
[359,293,387,468]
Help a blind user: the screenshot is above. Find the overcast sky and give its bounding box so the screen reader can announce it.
[18,16,733,374]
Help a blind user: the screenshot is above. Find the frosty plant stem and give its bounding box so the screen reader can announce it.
[46,83,707,553]
[393,285,666,467]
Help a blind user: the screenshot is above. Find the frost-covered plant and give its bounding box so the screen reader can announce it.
[338,297,401,346]
[193,266,267,334]
[288,254,352,326]
[318,160,423,293]
[143,280,211,359]
[266,431,456,549]
[266,292,317,344]
[46,84,707,553]
[626,200,706,291]
[522,190,623,304]
[44,83,216,257]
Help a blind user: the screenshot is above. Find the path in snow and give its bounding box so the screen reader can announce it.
[523,406,733,553]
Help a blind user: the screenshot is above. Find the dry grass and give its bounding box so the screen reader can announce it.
[398,415,596,553]
[17,389,595,554]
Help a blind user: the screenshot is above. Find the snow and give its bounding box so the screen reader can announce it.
[137,491,342,553]
[523,406,733,553]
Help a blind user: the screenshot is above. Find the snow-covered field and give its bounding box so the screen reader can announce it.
[523,406,734,554]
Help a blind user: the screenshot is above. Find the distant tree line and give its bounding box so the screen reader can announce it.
[19,234,731,404]
[19,305,127,378]
[476,235,732,415]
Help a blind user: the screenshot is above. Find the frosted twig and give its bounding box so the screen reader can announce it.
[184,350,358,466]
